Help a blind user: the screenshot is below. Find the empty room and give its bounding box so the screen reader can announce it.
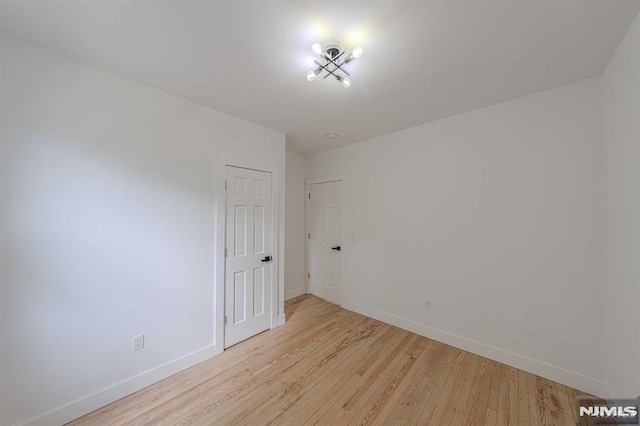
[1,1,639,425]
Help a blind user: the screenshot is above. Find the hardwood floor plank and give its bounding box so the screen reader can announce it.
[68,295,592,426]
[555,383,577,425]
[441,354,480,425]
[541,377,564,425]
[507,367,520,426]
[518,368,532,426]
[482,362,501,425]
[528,373,542,426]
[419,350,467,424]
[464,359,495,426]
[496,365,519,426]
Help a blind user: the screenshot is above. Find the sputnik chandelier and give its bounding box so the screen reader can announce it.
[306,42,364,88]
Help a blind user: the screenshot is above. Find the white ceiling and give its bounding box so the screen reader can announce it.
[1,1,638,154]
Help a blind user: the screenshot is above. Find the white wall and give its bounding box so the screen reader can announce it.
[307,78,604,394]
[0,34,285,426]
[284,151,307,300]
[601,11,640,398]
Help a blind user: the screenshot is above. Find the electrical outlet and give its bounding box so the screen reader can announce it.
[132,334,144,351]
[424,299,432,311]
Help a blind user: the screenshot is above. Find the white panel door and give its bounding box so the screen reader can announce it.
[308,181,342,305]
[225,166,272,348]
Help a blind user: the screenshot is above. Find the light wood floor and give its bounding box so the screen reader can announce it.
[69,295,591,425]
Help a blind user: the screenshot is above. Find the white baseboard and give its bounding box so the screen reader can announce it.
[284,287,307,301]
[277,313,286,326]
[343,301,608,397]
[17,344,217,426]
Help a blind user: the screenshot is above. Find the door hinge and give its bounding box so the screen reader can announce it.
[225,180,227,190]
[224,316,228,325]
[308,233,311,239]
[308,272,310,279]
[308,193,311,199]
[225,248,228,257]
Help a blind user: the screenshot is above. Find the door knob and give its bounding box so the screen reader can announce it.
[331,246,341,251]
[261,256,272,262]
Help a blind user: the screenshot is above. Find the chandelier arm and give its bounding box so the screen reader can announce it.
[322,65,340,79]
[325,54,351,77]
[322,64,349,79]
[313,58,344,80]
[334,62,351,77]
[314,60,343,80]
[313,60,331,72]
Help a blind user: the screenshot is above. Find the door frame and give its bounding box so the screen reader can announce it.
[305,177,347,307]
[215,156,283,354]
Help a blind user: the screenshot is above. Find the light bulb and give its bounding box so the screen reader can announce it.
[341,77,351,88]
[352,46,364,59]
[307,68,321,81]
[311,42,323,56]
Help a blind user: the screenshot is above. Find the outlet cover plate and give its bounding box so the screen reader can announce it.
[133,334,144,351]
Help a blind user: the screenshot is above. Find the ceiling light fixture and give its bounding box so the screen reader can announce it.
[306,43,363,88]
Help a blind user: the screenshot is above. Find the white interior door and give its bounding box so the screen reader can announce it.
[225,166,272,348]
[307,181,342,305]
